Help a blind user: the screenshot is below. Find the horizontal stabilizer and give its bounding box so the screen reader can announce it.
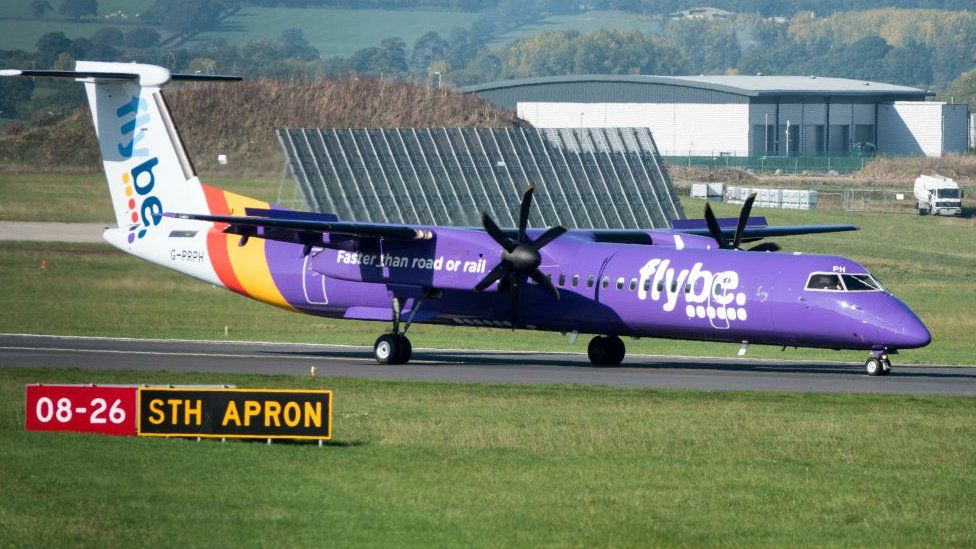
[0,68,240,85]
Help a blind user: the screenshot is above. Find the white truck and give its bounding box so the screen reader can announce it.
[914,174,963,216]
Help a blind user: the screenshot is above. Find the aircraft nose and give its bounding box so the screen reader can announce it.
[878,298,931,349]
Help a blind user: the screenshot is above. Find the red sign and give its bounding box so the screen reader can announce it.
[25,385,137,436]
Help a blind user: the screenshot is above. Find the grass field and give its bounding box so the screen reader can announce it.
[0,0,152,51]
[0,168,974,364]
[1,366,974,545]
[490,10,664,46]
[193,7,480,58]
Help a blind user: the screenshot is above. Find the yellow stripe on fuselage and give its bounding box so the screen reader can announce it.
[221,190,295,311]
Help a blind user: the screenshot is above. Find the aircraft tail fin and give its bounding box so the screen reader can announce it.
[2,62,241,243]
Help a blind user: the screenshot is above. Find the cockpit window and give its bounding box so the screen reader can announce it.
[807,272,885,292]
[806,273,843,291]
[842,274,883,291]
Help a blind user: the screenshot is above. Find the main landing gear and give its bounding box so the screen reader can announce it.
[588,335,626,366]
[865,352,892,376]
[373,296,421,365]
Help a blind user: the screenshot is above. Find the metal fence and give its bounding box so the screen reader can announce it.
[665,154,877,174]
[813,188,920,214]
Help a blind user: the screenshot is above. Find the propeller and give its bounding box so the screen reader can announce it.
[703,192,780,252]
[474,186,568,326]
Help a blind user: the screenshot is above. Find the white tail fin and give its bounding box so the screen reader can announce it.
[77,61,210,243]
[1,62,242,286]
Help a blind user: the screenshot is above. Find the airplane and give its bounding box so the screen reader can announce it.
[1,61,930,376]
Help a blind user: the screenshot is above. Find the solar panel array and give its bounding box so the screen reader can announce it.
[276,127,685,229]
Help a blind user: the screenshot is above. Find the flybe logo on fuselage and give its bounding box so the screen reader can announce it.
[116,95,163,243]
[637,258,748,330]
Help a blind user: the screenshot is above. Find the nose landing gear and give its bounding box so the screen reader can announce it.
[865,352,892,376]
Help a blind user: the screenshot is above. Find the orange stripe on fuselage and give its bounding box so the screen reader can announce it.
[205,185,294,311]
[201,184,246,294]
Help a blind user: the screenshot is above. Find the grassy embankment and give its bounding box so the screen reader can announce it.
[1,171,973,364]
[1,366,974,546]
[0,0,154,51]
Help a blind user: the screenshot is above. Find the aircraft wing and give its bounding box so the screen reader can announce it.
[164,212,434,241]
[673,224,859,242]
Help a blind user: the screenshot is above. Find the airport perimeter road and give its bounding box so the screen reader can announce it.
[2,334,975,396]
[0,222,107,243]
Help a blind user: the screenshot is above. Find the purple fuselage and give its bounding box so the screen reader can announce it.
[260,226,930,353]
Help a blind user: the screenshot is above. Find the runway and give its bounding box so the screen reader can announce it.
[3,334,974,396]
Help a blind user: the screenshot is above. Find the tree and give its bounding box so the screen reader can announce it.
[124,28,161,49]
[36,32,73,67]
[945,70,976,112]
[147,0,223,35]
[411,31,449,71]
[31,0,53,18]
[58,0,97,20]
[279,28,318,61]
[91,27,124,47]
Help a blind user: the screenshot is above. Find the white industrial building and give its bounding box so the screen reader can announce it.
[461,75,970,158]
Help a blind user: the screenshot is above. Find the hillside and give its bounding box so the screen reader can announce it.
[0,78,520,175]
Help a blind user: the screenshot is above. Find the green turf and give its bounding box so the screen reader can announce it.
[490,10,664,46]
[193,7,481,58]
[0,173,282,223]
[0,366,974,545]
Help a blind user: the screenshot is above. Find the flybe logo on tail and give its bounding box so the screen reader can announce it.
[116,95,163,243]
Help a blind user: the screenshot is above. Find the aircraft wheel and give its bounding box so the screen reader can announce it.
[397,335,413,364]
[881,357,891,376]
[374,334,401,364]
[865,356,884,376]
[588,335,625,366]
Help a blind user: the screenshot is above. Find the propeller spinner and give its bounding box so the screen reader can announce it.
[474,186,568,326]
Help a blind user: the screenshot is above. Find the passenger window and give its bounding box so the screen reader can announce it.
[806,273,843,291]
[657,280,665,292]
[643,279,651,292]
[571,274,579,287]
[616,277,625,290]
[684,283,691,293]
[629,278,638,291]
[601,276,609,289]
[587,275,595,288]
[670,281,677,293]
[558,273,566,287]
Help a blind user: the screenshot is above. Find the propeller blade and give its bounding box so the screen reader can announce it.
[732,192,757,250]
[473,261,510,292]
[747,242,781,252]
[481,212,514,252]
[703,201,728,249]
[517,185,535,244]
[531,225,568,249]
[528,269,560,300]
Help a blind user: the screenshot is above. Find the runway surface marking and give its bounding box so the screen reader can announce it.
[2,334,974,396]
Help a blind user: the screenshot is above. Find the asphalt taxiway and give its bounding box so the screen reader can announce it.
[2,334,974,396]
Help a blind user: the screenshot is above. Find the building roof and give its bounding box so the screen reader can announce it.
[459,74,932,99]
